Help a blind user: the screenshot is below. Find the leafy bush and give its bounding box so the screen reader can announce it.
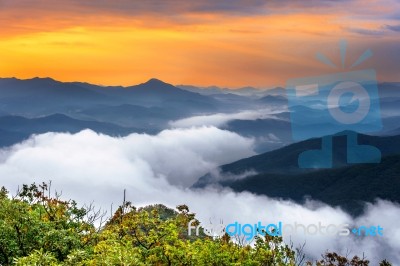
[0,183,392,265]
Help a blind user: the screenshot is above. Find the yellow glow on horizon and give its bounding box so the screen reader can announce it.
[0,7,396,87]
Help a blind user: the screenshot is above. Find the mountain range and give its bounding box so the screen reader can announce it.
[0,77,290,149]
[1,77,399,216]
[193,132,400,215]
[0,114,145,147]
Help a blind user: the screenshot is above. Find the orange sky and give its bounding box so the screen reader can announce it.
[0,0,399,88]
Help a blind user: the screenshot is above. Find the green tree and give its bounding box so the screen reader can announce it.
[0,182,393,265]
[0,183,99,265]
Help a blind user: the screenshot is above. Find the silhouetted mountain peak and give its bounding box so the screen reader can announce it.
[31,77,56,81]
[142,78,170,87]
[260,95,286,101]
[258,94,287,105]
[28,77,59,85]
[0,77,58,85]
[129,78,183,93]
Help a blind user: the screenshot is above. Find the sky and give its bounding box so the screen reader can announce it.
[0,0,399,87]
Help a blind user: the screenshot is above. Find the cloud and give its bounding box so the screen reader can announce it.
[0,129,400,263]
[385,24,400,32]
[0,128,255,188]
[258,133,282,143]
[346,24,400,36]
[347,27,386,36]
[1,0,397,26]
[0,0,267,16]
[1,0,400,88]
[169,109,286,128]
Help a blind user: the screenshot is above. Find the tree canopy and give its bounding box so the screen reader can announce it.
[0,182,392,266]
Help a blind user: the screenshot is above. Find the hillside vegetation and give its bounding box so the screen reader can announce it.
[0,182,393,265]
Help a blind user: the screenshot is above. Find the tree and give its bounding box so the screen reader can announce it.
[0,182,393,265]
[0,183,100,265]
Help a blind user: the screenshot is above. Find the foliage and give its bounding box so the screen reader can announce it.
[0,183,393,265]
[0,183,99,265]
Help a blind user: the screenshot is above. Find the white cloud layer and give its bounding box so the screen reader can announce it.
[169,108,286,128]
[0,128,399,264]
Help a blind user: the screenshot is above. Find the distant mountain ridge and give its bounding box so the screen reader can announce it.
[0,114,144,147]
[176,84,285,98]
[0,77,219,116]
[1,77,399,153]
[221,154,400,216]
[0,77,296,152]
[196,132,400,180]
[193,132,400,215]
